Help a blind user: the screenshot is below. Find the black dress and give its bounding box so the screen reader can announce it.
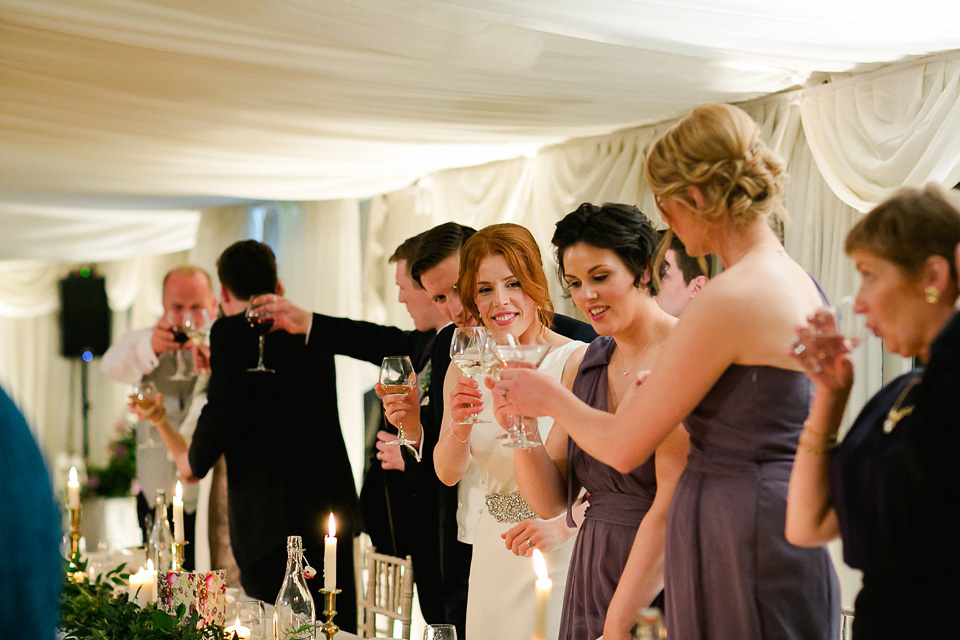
[829,363,957,638]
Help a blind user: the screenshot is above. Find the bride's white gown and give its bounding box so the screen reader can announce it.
[465,341,582,640]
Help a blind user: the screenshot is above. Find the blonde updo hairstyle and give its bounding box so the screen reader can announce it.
[645,103,788,228]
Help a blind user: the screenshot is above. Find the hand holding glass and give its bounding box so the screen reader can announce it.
[246,297,275,373]
[449,327,491,424]
[380,356,417,446]
[492,342,550,449]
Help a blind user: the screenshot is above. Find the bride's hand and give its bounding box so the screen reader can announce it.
[449,376,483,424]
[502,517,574,557]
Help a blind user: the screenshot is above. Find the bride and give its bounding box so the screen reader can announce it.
[433,223,586,640]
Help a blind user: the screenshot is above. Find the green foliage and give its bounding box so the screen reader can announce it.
[59,556,230,640]
[83,420,137,499]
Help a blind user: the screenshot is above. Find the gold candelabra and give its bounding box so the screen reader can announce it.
[66,506,86,582]
[171,540,188,572]
[318,588,341,640]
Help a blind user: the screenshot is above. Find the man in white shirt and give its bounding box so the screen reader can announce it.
[100,266,217,570]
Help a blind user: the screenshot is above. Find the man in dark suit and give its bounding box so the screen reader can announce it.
[140,241,361,631]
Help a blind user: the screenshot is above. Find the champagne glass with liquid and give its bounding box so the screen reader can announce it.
[449,327,490,425]
[492,340,550,449]
[379,355,417,446]
[166,310,191,380]
[246,297,275,373]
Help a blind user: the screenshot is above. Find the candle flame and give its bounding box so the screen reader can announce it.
[175,480,182,501]
[146,558,154,571]
[68,466,78,484]
[532,548,548,580]
[327,513,336,538]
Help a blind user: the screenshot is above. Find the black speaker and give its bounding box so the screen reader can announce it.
[59,272,111,358]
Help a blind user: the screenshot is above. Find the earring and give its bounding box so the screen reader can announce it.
[924,286,941,304]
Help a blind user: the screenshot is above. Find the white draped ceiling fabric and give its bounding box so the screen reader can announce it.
[2,1,960,595]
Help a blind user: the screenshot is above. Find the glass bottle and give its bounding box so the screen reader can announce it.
[632,607,666,640]
[148,490,173,572]
[273,535,316,640]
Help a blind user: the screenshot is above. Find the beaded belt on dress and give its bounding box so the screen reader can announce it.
[485,491,538,523]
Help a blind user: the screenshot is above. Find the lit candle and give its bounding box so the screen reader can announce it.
[324,513,337,590]
[67,467,81,509]
[532,549,552,640]
[129,559,158,607]
[173,481,184,543]
[224,614,251,639]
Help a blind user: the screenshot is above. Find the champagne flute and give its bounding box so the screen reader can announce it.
[492,341,550,449]
[246,297,275,373]
[449,327,490,424]
[380,355,417,446]
[166,310,191,380]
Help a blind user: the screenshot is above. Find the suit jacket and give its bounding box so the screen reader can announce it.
[189,314,360,589]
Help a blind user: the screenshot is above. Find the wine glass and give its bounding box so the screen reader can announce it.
[424,624,458,640]
[236,600,266,639]
[130,380,159,444]
[492,341,550,449]
[379,355,417,446]
[183,308,211,346]
[246,297,275,373]
[166,310,191,380]
[449,327,490,425]
[791,295,867,373]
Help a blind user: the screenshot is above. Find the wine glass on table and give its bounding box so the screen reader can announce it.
[166,311,191,380]
[492,340,550,449]
[424,624,458,640]
[246,297,275,373]
[379,355,417,446]
[449,327,491,425]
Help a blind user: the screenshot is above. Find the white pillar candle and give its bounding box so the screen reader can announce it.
[129,560,158,607]
[532,549,552,640]
[324,513,337,590]
[173,480,184,543]
[67,467,81,509]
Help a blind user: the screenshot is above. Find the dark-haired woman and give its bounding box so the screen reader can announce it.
[500,203,688,640]
[786,184,960,639]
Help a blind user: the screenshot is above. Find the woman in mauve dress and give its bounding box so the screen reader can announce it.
[501,202,688,640]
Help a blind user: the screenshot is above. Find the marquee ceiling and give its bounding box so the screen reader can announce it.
[2,0,959,217]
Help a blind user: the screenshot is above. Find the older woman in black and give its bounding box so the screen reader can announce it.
[786,184,960,639]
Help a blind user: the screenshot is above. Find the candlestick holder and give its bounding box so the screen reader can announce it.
[318,588,341,640]
[170,540,188,572]
[66,506,86,582]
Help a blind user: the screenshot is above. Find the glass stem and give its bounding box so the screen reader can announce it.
[257,335,266,367]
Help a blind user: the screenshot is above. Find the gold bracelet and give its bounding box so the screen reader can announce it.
[450,423,471,444]
[801,421,838,443]
[797,437,838,455]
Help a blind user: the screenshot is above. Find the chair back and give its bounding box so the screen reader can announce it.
[359,546,414,639]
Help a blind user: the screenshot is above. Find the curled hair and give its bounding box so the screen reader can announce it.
[552,202,661,295]
[845,184,960,282]
[645,103,788,227]
[458,223,553,329]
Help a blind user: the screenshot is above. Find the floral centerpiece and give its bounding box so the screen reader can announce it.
[83,419,137,500]
[59,557,229,639]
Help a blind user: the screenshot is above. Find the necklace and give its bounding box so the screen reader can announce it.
[618,311,665,376]
[882,375,922,434]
